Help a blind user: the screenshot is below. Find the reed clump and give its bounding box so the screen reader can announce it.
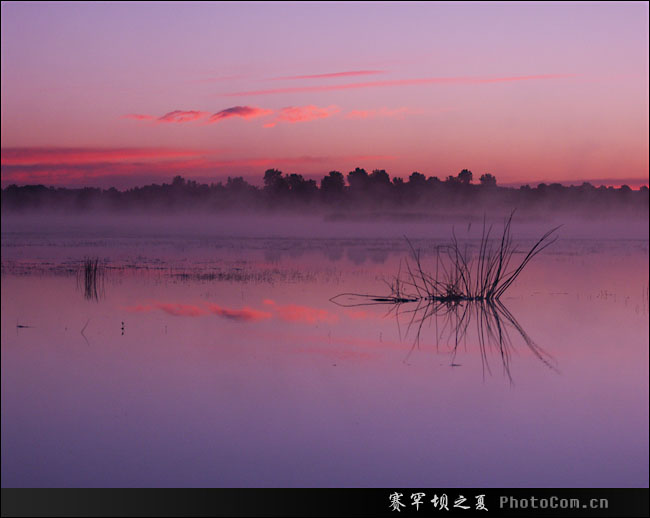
[379,212,559,304]
[330,213,561,380]
[78,257,105,300]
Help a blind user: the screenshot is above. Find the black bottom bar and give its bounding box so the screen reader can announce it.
[1,488,648,518]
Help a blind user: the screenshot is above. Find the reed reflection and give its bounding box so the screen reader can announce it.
[77,258,105,301]
[332,295,558,382]
[331,213,561,381]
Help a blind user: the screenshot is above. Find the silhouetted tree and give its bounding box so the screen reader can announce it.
[457,169,473,184]
[226,176,249,191]
[347,167,369,192]
[479,173,497,187]
[408,172,426,185]
[320,171,345,193]
[320,171,345,204]
[263,169,289,198]
[367,169,391,200]
[286,173,317,202]
[286,173,306,192]
[369,169,391,186]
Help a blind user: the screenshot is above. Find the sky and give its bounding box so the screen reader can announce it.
[1,1,648,189]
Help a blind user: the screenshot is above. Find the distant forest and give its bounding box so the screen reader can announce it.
[2,168,648,215]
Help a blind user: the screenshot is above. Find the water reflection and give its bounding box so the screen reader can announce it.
[77,258,105,301]
[122,298,339,325]
[331,294,558,382]
[1,233,647,487]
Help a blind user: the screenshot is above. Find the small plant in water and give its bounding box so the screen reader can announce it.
[330,212,562,380]
[340,211,560,305]
[78,257,105,301]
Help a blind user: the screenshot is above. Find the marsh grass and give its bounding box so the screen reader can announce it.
[333,212,560,304]
[331,212,561,380]
[77,257,105,301]
[395,212,560,302]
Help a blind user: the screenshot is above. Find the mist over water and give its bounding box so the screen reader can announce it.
[2,207,648,241]
[1,208,648,487]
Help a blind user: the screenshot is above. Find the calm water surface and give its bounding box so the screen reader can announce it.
[1,225,648,487]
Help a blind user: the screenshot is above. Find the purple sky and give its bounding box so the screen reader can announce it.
[1,1,648,188]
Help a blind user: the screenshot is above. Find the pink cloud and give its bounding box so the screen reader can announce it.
[208,105,273,123]
[225,73,576,96]
[263,105,340,128]
[122,107,272,124]
[158,110,209,123]
[123,105,340,128]
[277,105,340,123]
[272,70,385,80]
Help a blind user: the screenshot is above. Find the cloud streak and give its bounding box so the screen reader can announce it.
[0,147,206,166]
[123,106,273,125]
[158,110,209,123]
[124,105,346,128]
[208,105,273,123]
[1,146,398,187]
[264,105,340,127]
[272,70,385,80]
[225,74,576,96]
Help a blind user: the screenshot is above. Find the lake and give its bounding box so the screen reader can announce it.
[1,214,648,487]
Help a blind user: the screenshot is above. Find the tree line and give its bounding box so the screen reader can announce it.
[1,167,647,214]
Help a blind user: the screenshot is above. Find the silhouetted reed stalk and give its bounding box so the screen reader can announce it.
[343,211,560,304]
[77,257,104,301]
[330,212,561,379]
